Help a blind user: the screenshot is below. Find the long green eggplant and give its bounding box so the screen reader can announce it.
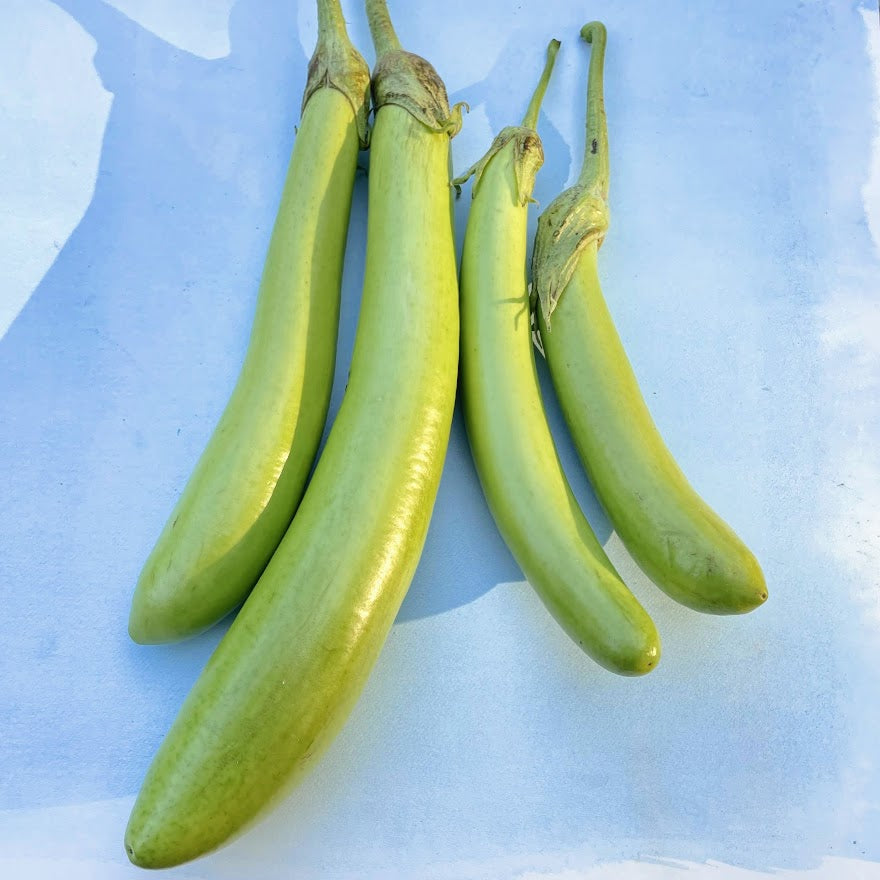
[124,0,461,867]
[533,24,766,614]
[457,40,659,675]
[128,0,370,644]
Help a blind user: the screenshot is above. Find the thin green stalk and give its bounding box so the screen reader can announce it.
[365,0,402,57]
[522,39,561,130]
[578,22,609,203]
[317,0,346,38]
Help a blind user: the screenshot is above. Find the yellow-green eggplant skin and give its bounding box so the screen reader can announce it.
[538,243,767,614]
[123,6,460,868]
[129,73,368,644]
[534,23,766,616]
[458,48,659,675]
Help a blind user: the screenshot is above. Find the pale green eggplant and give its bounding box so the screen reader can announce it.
[124,0,461,867]
[533,24,766,615]
[128,0,370,644]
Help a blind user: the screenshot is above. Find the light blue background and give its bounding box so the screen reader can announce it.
[1,1,879,877]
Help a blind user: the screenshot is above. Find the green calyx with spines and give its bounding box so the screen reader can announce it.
[532,22,610,326]
[304,0,372,147]
[452,39,560,205]
[371,51,466,136]
[366,0,465,136]
[452,126,544,204]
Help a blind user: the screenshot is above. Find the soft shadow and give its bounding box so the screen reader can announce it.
[0,0,305,808]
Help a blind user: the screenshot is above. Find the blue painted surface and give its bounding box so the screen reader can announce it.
[0,0,878,877]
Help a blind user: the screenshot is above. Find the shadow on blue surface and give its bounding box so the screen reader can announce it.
[0,0,308,809]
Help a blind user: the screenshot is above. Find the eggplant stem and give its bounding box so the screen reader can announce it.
[365,0,402,57]
[521,39,561,130]
[577,22,609,203]
[317,0,346,39]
